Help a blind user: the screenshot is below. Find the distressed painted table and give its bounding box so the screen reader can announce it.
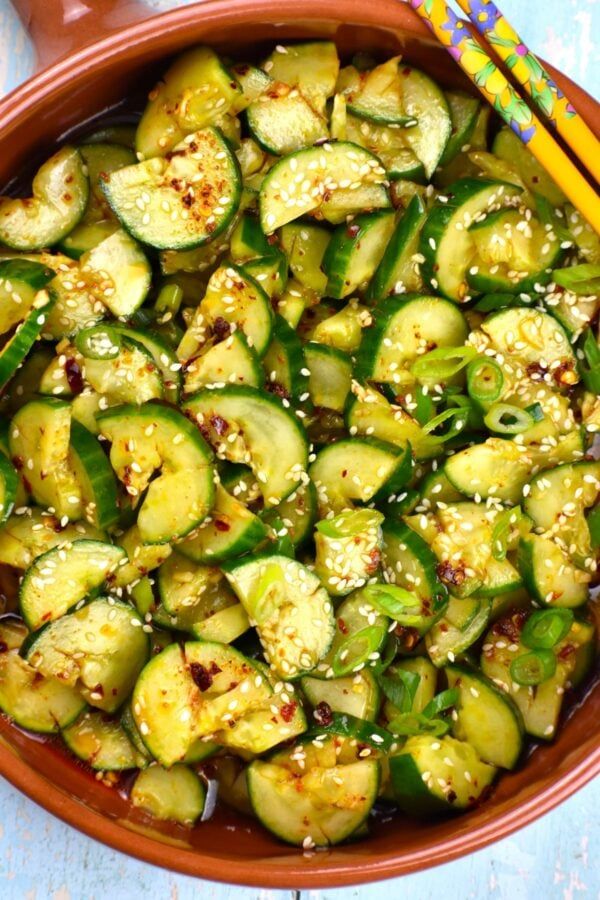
[0,1,599,897]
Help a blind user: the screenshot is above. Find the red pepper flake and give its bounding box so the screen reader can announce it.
[337,617,349,635]
[436,560,466,587]
[214,519,230,532]
[267,381,290,401]
[313,701,333,726]
[212,317,231,340]
[210,414,229,436]
[0,641,8,653]
[346,223,360,239]
[190,662,214,691]
[280,701,297,722]
[366,548,381,574]
[64,357,84,394]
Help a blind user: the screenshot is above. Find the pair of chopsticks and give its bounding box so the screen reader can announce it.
[408,0,600,234]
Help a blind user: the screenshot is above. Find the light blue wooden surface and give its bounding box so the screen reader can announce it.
[0,1,598,897]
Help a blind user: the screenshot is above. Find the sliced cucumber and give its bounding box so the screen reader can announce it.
[315,589,388,679]
[262,314,307,400]
[493,127,566,206]
[131,765,206,824]
[345,383,438,461]
[260,480,318,549]
[0,147,88,250]
[111,523,172,589]
[322,210,395,299]
[0,290,55,389]
[0,509,104,570]
[310,300,372,354]
[0,620,85,733]
[111,325,182,404]
[345,57,417,126]
[518,534,589,608]
[131,641,271,766]
[184,331,262,393]
[79,229,151,318]
[259,142,387,232]
[301,670,380,721]
[309,437,413,516]
[63,710,147,771]
[176,484,267,565]
[446,663,523,769]
[136,46,242,158]
[397,67,452,178]
[314,508,383,597]
[247,751,379,846]
[381,518,448,621]
[0,453,18,527]
[98,403,215,543]
[382,657,437,722]
[25,597,150,713]
[247,84,328,155]
[445,437,532,504]
[356,294,468,387]
[426,596,492,667]
[184,385,307,507]
[19,539,125,631]
[390,734,496,815]
[420,178,522,301]
[103,128,241,250]
[480,307,577,382]
[304,342,352,413]
[224,554,335,679]
[279,222,330,294]
[262,42,339,115]
[438,92,480,167]
[368,194,426,299]
[76,328,164,403]
[0,258,56,334]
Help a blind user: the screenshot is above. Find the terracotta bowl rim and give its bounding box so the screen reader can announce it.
[0,0,599,888]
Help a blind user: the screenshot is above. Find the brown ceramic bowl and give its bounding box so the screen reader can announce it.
[0,0,599,888]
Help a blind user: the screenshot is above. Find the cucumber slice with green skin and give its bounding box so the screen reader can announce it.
[19,539,126,631]
[445,437,532,504]
[0,454,18,527]
[355,294,469,388]
[184,331,263,393]
[279,223,330,294]
[247,755,379,847]
[110,523,172,589]
[191,602,250,644]
[479,307,577,384]
[40,255,107,341]
[302,670,381,721]
[98,402,215,544]
[59,220,118,260]
[342,113,425,183]
[76,330,164,404]
[396,67,452,178]
[518,534,590,608]
[121,703,153,766]
[367,194,427,300]
[80,229,152,318]
[131,641,271,766]
[467,208,563,294]
[420,178,522,301]
[83,125,137,148]
[345,57,418,127]
[481,614,595,740]
[322,210,395,299]
[381,519,448,622]
[304,342,352,413]
[261,480,318,549]
[382,657,437,724]
[176,484,267,565]
[224,554,335,679]
[419,467,465,506]
[231,63,272,112]
[103,128,241,251]
[0,290,55,389]
[426,596,492,667]
[309,437,413,517]
[210,756,253,816]
[184,386,308,508]
[25,597,149,713]
[262,42,339,115]
[246,85,328,156]
[318,183,392,226]
[155,557,241,635]
[0,147,89,251]
[523,461,600,566]
[390,734,496,815]
[314,509,383,597]
[0,258,56,334]
[110,325,181,404]
[309,300,372,354]
[230,212,272,261]
[492,127,566,206]
[9,397,84,520]
[446,664,523,769]
[262,315,307,401]
[0,509,104,570]
[131,765,206,824]
[345,383,439,461]
[259,142,387,233]
[0,628,86,733]
[219,462,261,505]
[178,264,273,361]
[136,46,242,159]
[313,589,388,680]
[242,251,288,299]
[438,92,480,167]
[63,711,148,771]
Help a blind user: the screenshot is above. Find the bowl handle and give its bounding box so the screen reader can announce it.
[10,0,155,70]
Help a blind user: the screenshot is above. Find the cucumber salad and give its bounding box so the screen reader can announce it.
[0,41,598,849]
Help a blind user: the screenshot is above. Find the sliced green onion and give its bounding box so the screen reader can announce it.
[74,324,121,360]
[535,194,572,243]
[316,508,383,539]
[521,610,574,650]
[467,357,504,405]
[362,584,432,632]
[388,712,450,737]
[580,329,600,394]
[412,387,436,426]
[422,687,459,719]
[264,515,295,558]
[309,712,396,751]
[525,401,545,423]
[510,649,557,686]
[473,293,518,313]
[587,505,600,551]
[484,403,534,435]
[377,668,421,713]
[155,283,184,317]
[552,263,600,295]
[411,346,477,384]
[422,407,469,443]
[491,506,528,561]
[332,625,387,677]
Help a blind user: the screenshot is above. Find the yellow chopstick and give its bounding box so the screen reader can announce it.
[454,0,600,184]
[408,0,600,234]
